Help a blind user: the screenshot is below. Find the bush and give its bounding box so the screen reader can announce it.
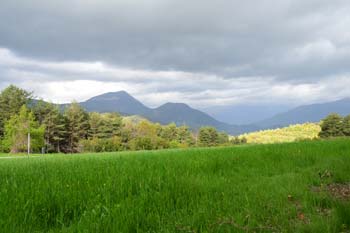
[79,137,122,153]
[319,113,344,138]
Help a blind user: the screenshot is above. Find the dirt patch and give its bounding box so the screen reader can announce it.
[327,183,350,201]
[311,183,350,201]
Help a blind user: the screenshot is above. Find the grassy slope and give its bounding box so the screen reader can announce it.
[0,139,349,232]
[239,123,321,144]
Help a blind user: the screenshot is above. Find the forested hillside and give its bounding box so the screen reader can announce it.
[0,85,236,154]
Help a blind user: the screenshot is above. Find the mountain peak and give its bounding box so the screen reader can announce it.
[87,91,132,101]
[81,90,150,115]
[159,102,191,109]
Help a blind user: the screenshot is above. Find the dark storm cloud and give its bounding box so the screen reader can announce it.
[1,0,349,79]
[0,0,350,107]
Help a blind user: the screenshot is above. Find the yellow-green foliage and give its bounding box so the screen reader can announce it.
[239,123,321,144]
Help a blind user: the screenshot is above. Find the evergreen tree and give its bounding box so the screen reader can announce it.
[64,102,90,152]
[100,113,122,138]
[32,100,52,124]
[88,112,122,139]
[319,113,344,138]
[32,100,67,152]
[0,85,32,136]
[2,105,44,153]
[88,112,104,139]
[198,126,219,147]
[43,106,67,152]
[342,115,350,136]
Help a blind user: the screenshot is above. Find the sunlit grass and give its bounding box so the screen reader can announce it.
[239,123,321,144]
[0,138,349,232]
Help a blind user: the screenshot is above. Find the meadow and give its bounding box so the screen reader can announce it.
[239,123,321,144]
[0,139,349,232]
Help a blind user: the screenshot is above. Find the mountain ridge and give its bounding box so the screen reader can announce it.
[59,91,350,135]
[67,91,259,135]
[257,98,350,128]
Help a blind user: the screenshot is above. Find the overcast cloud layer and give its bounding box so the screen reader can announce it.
[1,0,350,108]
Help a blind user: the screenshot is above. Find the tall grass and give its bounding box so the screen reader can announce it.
[0,139,349,232]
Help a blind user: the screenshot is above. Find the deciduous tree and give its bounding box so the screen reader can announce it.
[2,105,44,153]
[0,85,31,136]
[319,113,343,138]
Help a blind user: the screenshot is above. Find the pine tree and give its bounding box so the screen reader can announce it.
[99,113,122,138]
[32,100,67,152]
[43,107,67,152]
[64,102,90,153]
[88,112,104,139]
[88,112,122,139]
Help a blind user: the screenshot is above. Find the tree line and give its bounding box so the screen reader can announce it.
[319,113,350,138]
[0,85,245,154]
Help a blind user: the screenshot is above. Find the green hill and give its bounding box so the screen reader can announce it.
[239,123,321,144]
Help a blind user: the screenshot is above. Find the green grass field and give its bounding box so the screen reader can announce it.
[0,139,349,232]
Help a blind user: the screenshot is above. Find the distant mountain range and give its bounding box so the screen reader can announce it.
[202,104,290,125]
[60,91,350,135]
[66,91,258,135]
[257,98,350,128]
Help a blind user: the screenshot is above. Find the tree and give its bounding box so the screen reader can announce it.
[160,123,178,141]
[319,113,344,138]
[0,85,32,136]
[32,100,67,152]
[64,102,90,153]
[231,136,247,145]
[88,112,104,139]
[88,112,123,139]
[129,120,160,150]
[342,115,350,136]
[217,132,229,145]
[2,105,44,153]
[80,136,122,153]
[99,113,122,138]
[177,125,195,146]
[198,126,219,147]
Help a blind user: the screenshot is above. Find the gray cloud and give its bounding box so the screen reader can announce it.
[0,0,350,107]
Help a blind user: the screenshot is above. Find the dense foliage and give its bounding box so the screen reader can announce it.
[319,113,350,138]
[0,85,32,136]
[2,106,45,153]
[0,85,234,154]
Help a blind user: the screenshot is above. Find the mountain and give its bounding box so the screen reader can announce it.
[150,102,258,134]
[56,92,350,135]
[257,98,350,128]
[151,102,223,128]
[80,91,151,115]
[67,91,259,135]
[202,104,290,125]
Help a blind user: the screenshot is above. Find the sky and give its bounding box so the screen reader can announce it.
[1,0,350,108]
